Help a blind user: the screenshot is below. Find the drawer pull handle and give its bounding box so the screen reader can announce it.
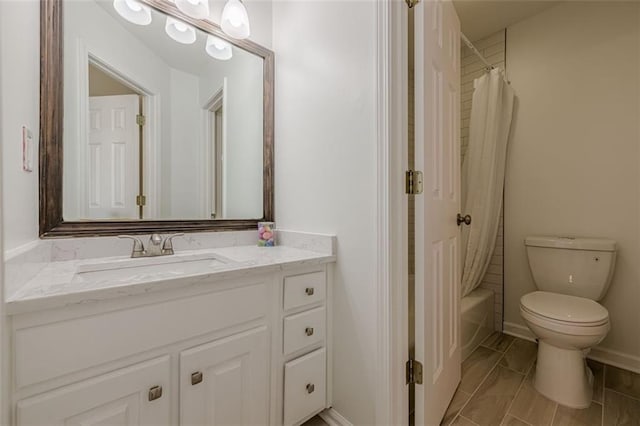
[306,383,315,394]
[191,371,203,385]
[305,327,314,336]
[305,287,315,296]
[148,385,163,401]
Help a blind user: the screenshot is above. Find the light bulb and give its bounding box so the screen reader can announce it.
[175,0,210,19]
[165,17,197,44]
[221,0,250,40]
[206,35,233,61]
[113,0,152,25]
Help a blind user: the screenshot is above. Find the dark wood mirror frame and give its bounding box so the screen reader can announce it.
[40,0,274,238]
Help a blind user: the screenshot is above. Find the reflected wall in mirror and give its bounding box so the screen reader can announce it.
[40,0,273,237]
[62,0,264,221]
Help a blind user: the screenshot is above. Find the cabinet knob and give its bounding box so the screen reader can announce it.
[306,383,315,394]
[148,385,163,401]
[305,327,314,336]
[305,287,315,296]
[191,371,203,385]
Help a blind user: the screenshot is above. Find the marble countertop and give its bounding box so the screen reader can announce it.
[6,239,335,315]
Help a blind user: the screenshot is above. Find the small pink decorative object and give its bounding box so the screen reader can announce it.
[258,222,275,247]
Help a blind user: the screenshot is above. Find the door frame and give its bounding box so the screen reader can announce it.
[375,1,409,425]
[74,42,161,219]
[201,81,228,220]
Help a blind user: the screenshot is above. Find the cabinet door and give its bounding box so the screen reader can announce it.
[17,356,170,426]
[180,326,269,425]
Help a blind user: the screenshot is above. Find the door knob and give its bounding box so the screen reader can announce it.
[457,214,472,226]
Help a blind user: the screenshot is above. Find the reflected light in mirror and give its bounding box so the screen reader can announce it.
[221,0,251,40]
[113,0,152,25]
[165,16,197,44]
[175,0,210,20]
[205,35,233,60]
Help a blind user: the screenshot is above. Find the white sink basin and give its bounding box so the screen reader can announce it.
[73,252,235,284]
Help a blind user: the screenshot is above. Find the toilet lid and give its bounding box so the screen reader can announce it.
[520,291,609,325]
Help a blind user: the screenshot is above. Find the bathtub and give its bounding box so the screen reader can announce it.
[461,288,494,360]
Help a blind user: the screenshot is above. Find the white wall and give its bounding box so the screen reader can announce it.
[272,2,377,423]
[505,2,640,362]
[199,51,264,219]
[63,0,174,220]
[0,0,40,252]
[169,69,202,218]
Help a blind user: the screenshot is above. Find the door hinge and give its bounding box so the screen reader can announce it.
[136,195,146,206]
[405,170,423,195]
[406,359,423,385]
[405,0,420,8]
[136,114,146,126]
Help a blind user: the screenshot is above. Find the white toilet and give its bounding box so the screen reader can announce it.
[521,236,616,408]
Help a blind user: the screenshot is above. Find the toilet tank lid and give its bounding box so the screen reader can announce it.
[525,236,616,252]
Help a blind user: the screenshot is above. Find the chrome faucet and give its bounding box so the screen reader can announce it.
[119,233,184,258]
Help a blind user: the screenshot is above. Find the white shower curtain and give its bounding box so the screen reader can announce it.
[461,68,515,298]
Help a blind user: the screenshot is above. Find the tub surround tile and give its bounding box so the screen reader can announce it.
[460,346,503,393]
[500,339,537,374]
[603,389,640,426]
[553,403,602,426]
[481,332,515,353]
[509,366,557,426]
[442,388,472,426]
[461,366,524,425]
[605,365,640,400]
[588,359,605,404]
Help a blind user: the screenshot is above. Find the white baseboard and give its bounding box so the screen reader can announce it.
[503,322,640,374]
[502,321,536,342]
[318,408,353,426]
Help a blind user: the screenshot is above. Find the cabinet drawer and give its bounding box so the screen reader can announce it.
[283,307,325,355]
[283,271,325,311]
[283,348,326,426]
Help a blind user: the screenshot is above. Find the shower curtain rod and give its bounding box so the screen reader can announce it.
[460,32,495,71]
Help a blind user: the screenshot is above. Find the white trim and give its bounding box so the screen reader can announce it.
[589,346,640,375]
[318,408,354,426]
[375,0,408,425]
[201,84,227,219]
[502,321,536,342]
[503,321,640,374]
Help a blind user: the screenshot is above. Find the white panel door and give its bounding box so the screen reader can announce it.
[180,327,270,425]
[16,356,170,426]
[86,94,139,219]
[414,0,462,424]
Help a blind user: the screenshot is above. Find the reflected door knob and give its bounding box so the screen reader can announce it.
[457,214,472,226]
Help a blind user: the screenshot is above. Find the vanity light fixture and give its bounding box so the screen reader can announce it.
[113,0,152,25]
[165,17,197,44]
[175,0,210,20]
[221,0,251,40]
[205,35,233,60]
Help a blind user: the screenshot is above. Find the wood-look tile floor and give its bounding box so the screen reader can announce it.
[301,415,329,426]
[442,333,640,426]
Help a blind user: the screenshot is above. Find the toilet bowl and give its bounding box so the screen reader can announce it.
[520,291,610,408]
[522,236,616,408]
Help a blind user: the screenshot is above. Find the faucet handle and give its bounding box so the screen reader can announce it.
[149,233,163,246]
[118,235,146,257]
[161,233,184,255]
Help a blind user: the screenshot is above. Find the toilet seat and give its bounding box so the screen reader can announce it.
[520,291,609,326]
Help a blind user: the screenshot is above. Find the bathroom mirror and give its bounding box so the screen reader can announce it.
[40,0,274,237]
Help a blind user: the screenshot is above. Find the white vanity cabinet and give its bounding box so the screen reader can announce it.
[9,263,332,426]
[180,326,270,425]
[16,356,171,426]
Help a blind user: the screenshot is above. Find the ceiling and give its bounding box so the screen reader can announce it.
[453,0,560,41]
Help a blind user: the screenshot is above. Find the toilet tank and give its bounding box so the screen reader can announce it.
[525,236,617,301]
